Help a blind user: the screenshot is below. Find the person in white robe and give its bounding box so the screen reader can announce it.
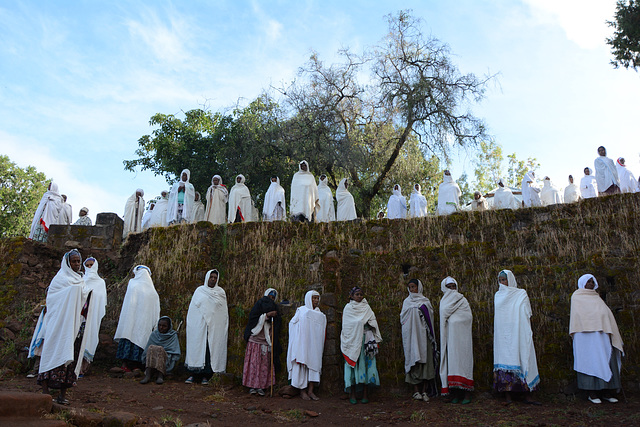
[37,249,85,405]
[471,191,487,211]
[336,178,357,221]
[29,181,63,242]
[228,174,255,223]
[316,175,336,222]
[540,177,563,206]
[439,277,473,403]
[60,195,73,225]
[387,184,407,219]
[167,169,196,225]
[191,192,205,223]
[570,274,623,404]
[400,279,437,402]
[74,207,92,226]
[114,265,160,371]
[149,191,169,228]
[580,168,598,199]
[521,171,541,208]
[290,160,319,222]
[263,176,286,221]
[141,202,154,231]
[493,270,540,405]
[205,175,228,225]
[185,269,229,385]
[564,175,581,204]
[493,178,518,210]
[615,157,639,193]
[436,171,462,215]
[594,146,620,195]
[409,184,428,218]
[287,290,326,400]
[123,189,145,238]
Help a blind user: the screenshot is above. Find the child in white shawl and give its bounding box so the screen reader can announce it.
[387,184,407,219]
[341,286,382,404]
[336,178,357,221]
[316,175,336,222]
[190,192,206,223]
[570,274,623,404]
[439,277,473,404]
[409,184,428,218]
[287,290,327,400]
[400,279,438,402]
[228,174,255,222]
[263,176,286,221]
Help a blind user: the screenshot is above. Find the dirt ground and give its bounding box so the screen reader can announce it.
[1,369,640,426]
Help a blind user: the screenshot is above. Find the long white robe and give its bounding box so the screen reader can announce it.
[29,182,63,238]
[493,179,518,210]
[580,171,598,199]
[167,169,196,224]
[335,178,357,221]
[149,195,169,227]
[616,159,639,193]
[263,177,286,221]
[564,182,581,203]
[123,190,145,237]
[409,184,428,218]
[228,175,254,222]
[387,185,407,219]
[75,259,107,375]
[540,179,563,206]
[290,161,319,221]
[191,197,205,223]
[340,298,382,366]
[60,202,73,225]
[316,177,335,222]
[436,175,461,215]
[400,280,433,374]
[141,205,154,231]
[205,175,228,225]
[521,172,541,208]
[594,155,620,193]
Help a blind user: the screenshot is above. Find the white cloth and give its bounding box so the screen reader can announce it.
[28,308,46,358]
[336,178,357,221]
[185,269,229,373]
[114,266,160,349]
[493,179,519,210]
[123,190,145,237]
[409,184,428,218]
[228,175,254,222]
[191,199,205,223]
[387,185,407,219]
[205,175,228,225]
[540,179,563,206]
[263,177,286,221]
[493,270,540,389]
[471,196,488,212]
[29,182,63,238]
[290,161,319,221]
[167,169,196,224]
[580,170,598,199]
[436,175,461,215]
[340,298,382,365]
[564,182,581,203]
[287,291,327,388]
[400,280,433,374]
[60,202,73,225]
[616,159,639,193]
[141,206,154,230]
[439,277,474,393]
[594,155,620,193]
[39,253,85,373]
[316,176,335,222]
[521,172,541,208]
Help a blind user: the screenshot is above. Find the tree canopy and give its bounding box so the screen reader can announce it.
[607,0,640,70]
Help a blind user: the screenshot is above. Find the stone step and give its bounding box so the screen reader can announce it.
[0,391,52,418]
[0,417,67,427]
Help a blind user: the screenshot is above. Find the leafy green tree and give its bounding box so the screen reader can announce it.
[473,140,504,194]
[506,153,539,188]
[0,155,49,238]
[607,0,640,70]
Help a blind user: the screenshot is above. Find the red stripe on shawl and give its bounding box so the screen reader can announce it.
[237,207,245,221]
[343,353,356,367]
[40,217,49,232]
[447,375,474,390]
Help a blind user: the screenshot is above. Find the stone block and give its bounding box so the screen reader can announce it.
[0,391,52,417]
[96,213,122,226]
[70,407,104,427]
[102,411,138,427]
[323,339,339,356]
[322,307,336,323]
[89,236,107,249]
[325,323,338,340]
[320,292,337,308]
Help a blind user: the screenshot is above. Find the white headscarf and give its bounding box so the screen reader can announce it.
[29,182,63,238]
[400,279,433,373]
[123,190,145,236]
[409,184,428,218]
[436,173,462,215]
[340,292,382,366]
[521,171,541,207]
[205,175,228,225]
[616,158,640,193]
[540,177,563,206]
[594,150,620,192]
[564,176,581,203]
[167,169,196,224]
[290,161,319,221]
[316,175,336,222]
[263,177,287,220]
[387,184,407,219]
[287,290,327,375]
[228,174,254,222]
[494,178,518,209]
[580,168,598,199]
[336,178,357,221]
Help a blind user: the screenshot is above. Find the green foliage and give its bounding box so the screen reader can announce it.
[0,155,49,238]
[473,140,503,193]
[506,152,539,188]
[607,0,640,70]
[456,172,473,206]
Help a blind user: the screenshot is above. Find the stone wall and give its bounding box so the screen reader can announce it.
[48,213,123,252]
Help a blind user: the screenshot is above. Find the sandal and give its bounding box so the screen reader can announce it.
[55,397,69,405]
[422,392,430,402]
[349,398,357,404]
[461,398,472,405]
[360,398,369,404]
[412,392,423,400]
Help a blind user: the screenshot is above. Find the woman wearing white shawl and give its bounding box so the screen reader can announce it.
[287,290,326,400]
[114,265,160,371]
[594,146,620,195]
[580,168,598,199]
[540,177,563,206]
[316,175,335,222]
[400,279,438,402]
[521,171,541,208]
[167,169,195,224]
[564,175,581,204]
[616,157,639,194]
[387,184,407,219]
[409,184,428,218]
[228,174,255,222]
[290,160,319,222]
[185,269,229,385]
[493,178,518,210]
[190,192,206,223]
[37,249,85,405]
[205,175,228,225]
[60,195,73,225]
[123,189,145,237]
[570,274,623,404]
[439,277,473,403]
[149,191,169,227]
[436,171,462,215]
[29,182,63,242]
[142,202,154,231]
[493,270,541,405]
[336,178,357,221]
[263,176,286,221]
[341,286,382,404]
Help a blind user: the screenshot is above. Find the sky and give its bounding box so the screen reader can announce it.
[1,0,639,222]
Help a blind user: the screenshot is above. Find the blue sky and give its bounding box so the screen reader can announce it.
[1,0,638,221]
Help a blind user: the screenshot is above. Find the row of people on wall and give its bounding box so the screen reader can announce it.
[29,249,623,406]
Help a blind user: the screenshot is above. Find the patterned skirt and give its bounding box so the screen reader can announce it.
[145,345,168,374]
[116,339,144,363]
[37,364,76,389]
[242,341,274,389]
[493,370,539,393]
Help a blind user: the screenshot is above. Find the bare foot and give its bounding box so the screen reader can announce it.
[300,390,311,401]
[308,392,319,401]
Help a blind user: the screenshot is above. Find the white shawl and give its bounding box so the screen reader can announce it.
[594,155,620,192]
[616,159,639,193]
[540,178,563,206]
[493,270,540,389]
[114,266,160,349]
[409,184,428,218]
[191,194,205,223]
[521,172,541,208]
[387,185,407,219]
[316,176,336,222]
[400,280,433,373]
[336,178,357,221]
[141,205,154,230]
[123,189,145,236]
[564,181,581,203]
[29,182,62,238]
[436,174,461,215]
[439,277,474,393]
[263,177,286,221]
[205,175,228,225]
[149,193,169,227]
[185,269,229,373]
[493,178,518,210]
[167,169,196,224]
[580,170,598,199]
[228,174,254,222]
[60,202,73,225]
[341,298,382,365]
[287,291,327,375]
[290,161,319,221]
[39,252,85,373]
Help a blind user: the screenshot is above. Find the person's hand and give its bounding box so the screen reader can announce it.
[267,310,277,318]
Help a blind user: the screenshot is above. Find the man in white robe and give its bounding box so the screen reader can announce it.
[60,195,73,225]
[580,168,598,199]
[167,169,196,225]
[290,160,319,222]
[594,146,620,195]
[123,189,145,238]
[228,174,255,223]
[521,171,541,208]
[29,182,63,242]
[564,175,581,203]
[540,177,563,206]
[615,157,639,193]
[471,191,487,211]
[263,176,286,221]
[409,184,428,218]
[387,184,407,219]
[436,171,461,215]
[316,175,335,222]
[191,192,205,223]
[336,178,357,221]
[149,191,169,227]
[493,178,518,210]
[205,175,228,225]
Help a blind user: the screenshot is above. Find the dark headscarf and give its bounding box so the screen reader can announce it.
[349,286,362,299]
[243,290,283,372]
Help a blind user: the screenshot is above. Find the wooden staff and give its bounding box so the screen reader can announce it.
[270,320,274,397]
